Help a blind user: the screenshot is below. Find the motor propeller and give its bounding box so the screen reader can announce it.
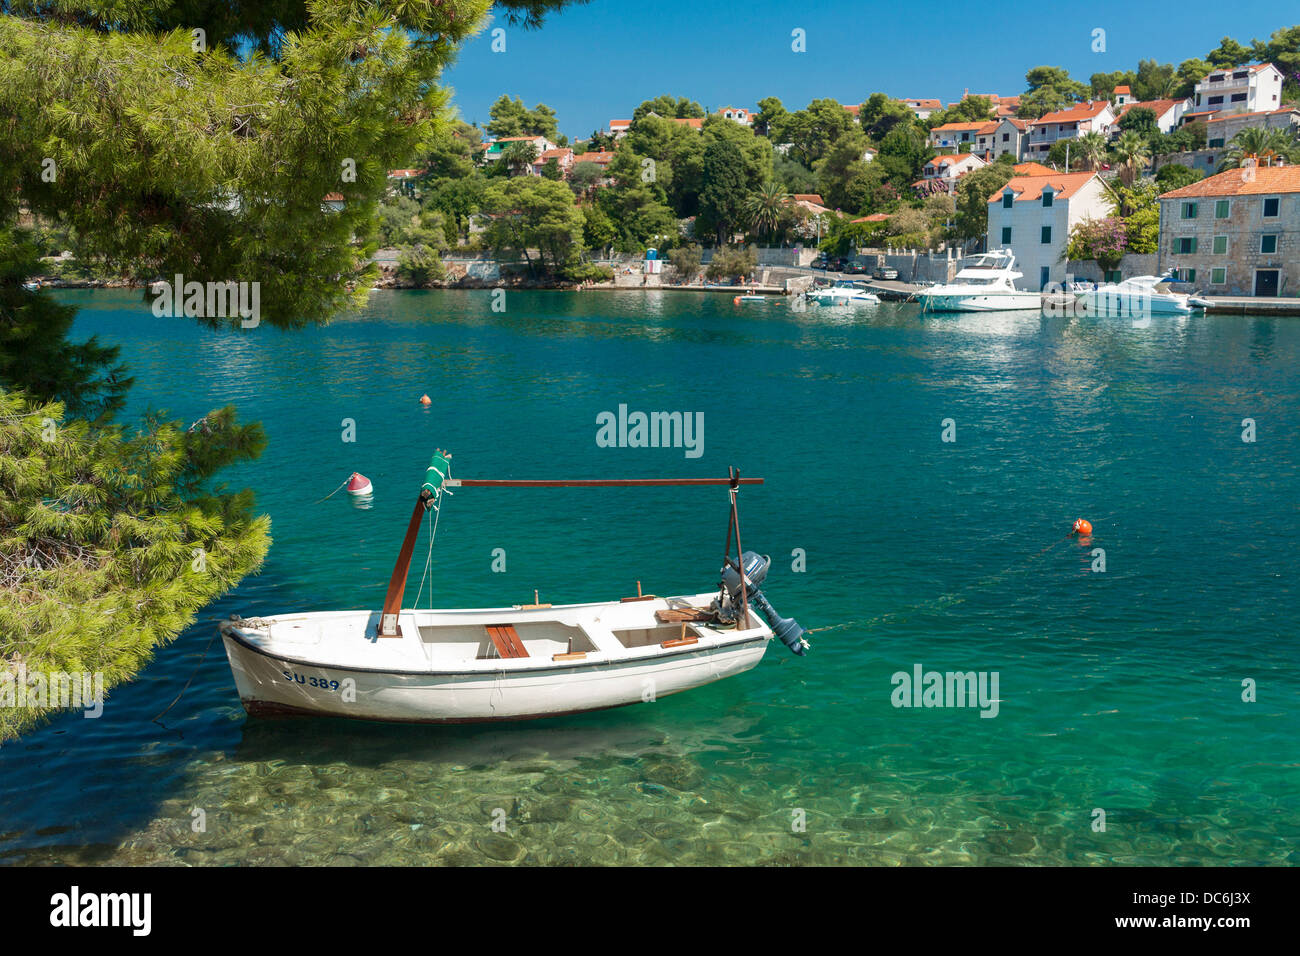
[717,551,809,656]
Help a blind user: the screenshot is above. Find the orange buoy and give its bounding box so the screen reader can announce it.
[733,296,742,305]
[1072,518,1093,535]
[419,394,432,406]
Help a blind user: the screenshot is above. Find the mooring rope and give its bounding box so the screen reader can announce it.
[806,531,1078,637]
[152,630,219,726]
[313,476,351,504]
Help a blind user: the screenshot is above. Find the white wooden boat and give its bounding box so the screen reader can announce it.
[916,250,1042,312]
[220,459,806,723]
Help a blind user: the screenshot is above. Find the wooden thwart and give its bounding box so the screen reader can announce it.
[655,607,713,624]
[486,624,529,659]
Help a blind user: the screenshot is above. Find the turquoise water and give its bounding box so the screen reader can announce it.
[2,289,1298,865]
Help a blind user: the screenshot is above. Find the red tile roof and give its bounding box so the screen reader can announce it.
[1206,107,1300,124]
[927,153,979,167]
[932,121,987,132]
[843,104,860,115]
[988,171,1098,203]
[851,213,890,222]
[1117,99,1182,119]
[572,151,615,165]
[1029,101,1111,126]
[1114,85,1132,95]
[1158,165,1300,198]
[792,193,824,204]
[1012,161,1056,176]
[905,98,942,109]
[669,117,704,129]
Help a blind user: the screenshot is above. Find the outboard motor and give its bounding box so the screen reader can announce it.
[718,551,809,656]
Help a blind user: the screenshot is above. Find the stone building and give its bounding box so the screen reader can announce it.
[1158,166,1300,297]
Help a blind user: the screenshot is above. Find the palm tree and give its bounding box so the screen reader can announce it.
[1076,131,1107,171]
[1112,131,1151,187]
[1217,127,1300,172]
[744,181,789,240]
[500,140,539,176]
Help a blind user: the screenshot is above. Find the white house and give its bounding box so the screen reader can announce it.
[974,118,1027,160]
[903,97,942,120]
[928,121,986,152]
[1205,108,1300,148]
[531,147,575,177]
[608,119,632,139]
[986,171,1111,289]
[1113,85,1133,107]
[1114,98,1188,135]
[718,106,754,126]
[915,153,987,195]
[481,135,558,164]
[1024,101,1116,156]
[1191,63,1285,117]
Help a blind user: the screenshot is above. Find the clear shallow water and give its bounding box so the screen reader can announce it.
[2,290,1298,865]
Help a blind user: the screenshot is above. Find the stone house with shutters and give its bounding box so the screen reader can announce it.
[1157,166,1300,297]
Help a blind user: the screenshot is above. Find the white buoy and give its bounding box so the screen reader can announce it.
[347,472,373,496]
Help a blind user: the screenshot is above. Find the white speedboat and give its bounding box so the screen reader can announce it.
[809,280,880,306]
[916,250,1041,312]
[1074,275,1210,316]
[220,457,807,723]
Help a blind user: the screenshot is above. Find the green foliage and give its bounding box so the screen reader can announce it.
[705,245,757,281]
[954,163,1016,239]
[1216,126,1300,171]
[481,176,585,273]
[395,244,446,285]
[1118,107,1159,137]
[1155,164,1204,191]
[0,388,270,740]
[580,203,616,253]
[697,139,750,244]
[778,98,855,168]
[487,95,560,140]
[632,95,706,122]
[858,93,916,141]
[926,96,994,128]
[1018,66,1091,119]
[668,243,702,279]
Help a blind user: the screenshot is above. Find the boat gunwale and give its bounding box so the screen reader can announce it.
[220,622,771,677]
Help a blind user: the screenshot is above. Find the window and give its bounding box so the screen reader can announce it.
[1263,197,1279,217]
[1232,71,1248,79]
[1104,269,1123,283]
[961,132,969,141]
[1208,95,1224,105]
[1209,138,1225,148]
[1041,226,1052,244]
[1261,235,1278,254]
[1230,93,1247,102]
[1212,235,1228,254]
[1208,74,1224,82]
[1215,200,1230,218]
[1002,192,1014,208]
[1175,268,1196,282]
[1175,237,1197,254]
[1042,189,1054,208]
[1181,202,1198,219]
[1002,133,1010,142]
[1211,268,1227,284]
[1001,226,1012,245]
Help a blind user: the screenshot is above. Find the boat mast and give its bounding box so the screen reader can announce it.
[377,451,451,638]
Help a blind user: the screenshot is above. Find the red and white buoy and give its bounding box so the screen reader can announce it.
[347,472,373,496]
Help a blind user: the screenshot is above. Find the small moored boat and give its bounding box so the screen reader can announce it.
[220,457,807,723]
[809,280,881,306]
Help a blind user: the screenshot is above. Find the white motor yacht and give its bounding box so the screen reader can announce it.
[916,250,1041,312]
[1074,274,1210,316]
[809,280,881,306]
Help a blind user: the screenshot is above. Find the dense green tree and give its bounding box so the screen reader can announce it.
[743,182,789,239]
[1173,58,1215,98]
[486,96,560,140]
[697,139,750,244]
[1154,164,1204,191]
[858,93,915,141]
[753,96,787,138]
[632,95,706,122]
[1132,59,1177,100]
[540,157,562,180]
[781,98,856,167]
[1117,107,1160,138]
[926,96,994,128]
[568,161,605,198]
[953,162,1016,240]
[1091,70,1137,99]
[480,176,585,273]
[1018,66,1091,119]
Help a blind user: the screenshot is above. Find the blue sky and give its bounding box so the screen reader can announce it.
[442,0,1289,138]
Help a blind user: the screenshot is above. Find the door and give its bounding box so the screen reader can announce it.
[1254,270,1279,297]
[1040,266,1050,291]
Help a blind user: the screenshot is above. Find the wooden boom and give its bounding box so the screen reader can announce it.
[445,478,763,487]
[376,470,761,638]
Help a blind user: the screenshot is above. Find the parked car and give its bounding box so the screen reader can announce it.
[873,266,899,280]
[844,261,868,274]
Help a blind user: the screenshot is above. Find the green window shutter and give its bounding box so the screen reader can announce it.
[1002,192,1014,208]
[1001,227,1012,244]
[1261,235,1277,254]
[1211,268,1226,284]
[1212,235,1227,254]
[1215,200,1229,218]
[1041,225,1052,244]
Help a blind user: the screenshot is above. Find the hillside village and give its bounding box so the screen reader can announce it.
[362,27,1298,299]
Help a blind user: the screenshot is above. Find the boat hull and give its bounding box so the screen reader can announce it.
[1075,291,1194,315]
[918,292,1042,312]
[222,629,769,723]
